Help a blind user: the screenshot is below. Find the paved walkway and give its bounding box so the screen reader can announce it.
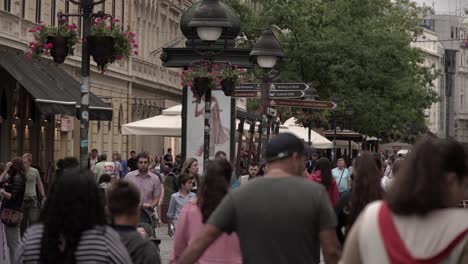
[158,224,173,264]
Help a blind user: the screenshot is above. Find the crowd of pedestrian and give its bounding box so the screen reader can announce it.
[0,132,465,264]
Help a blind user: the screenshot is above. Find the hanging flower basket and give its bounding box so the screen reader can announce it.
[47,36,69,64]
[220,77,237,96]
[27,21,78,63]
[87,35,115,71]
[180,63,246,100]
[89,16,137,72]
[192,77,211,103]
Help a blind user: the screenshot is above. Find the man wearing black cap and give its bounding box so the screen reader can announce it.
[177,133,341,264]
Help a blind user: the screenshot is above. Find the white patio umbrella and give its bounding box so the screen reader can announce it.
[279,118,333,149]
[122,104,182,136]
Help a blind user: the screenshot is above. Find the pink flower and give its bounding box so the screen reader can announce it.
[133,50,139,55]
[95,17,103,24]
[39,20,44,24]
[105,26,111,30]
[35,25,42,31]
[29,41,37,48]
[132,43,138,48]
[130,38,136,43]
[115,55,123,60]
[189,82,193,87]
[123,32,128,37]
[67,24,77,30]
[115,18,121,23]
[130,32,136,37]
[28,29,36,33]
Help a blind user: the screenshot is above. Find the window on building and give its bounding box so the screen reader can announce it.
[121,0,125,29]
[112,0,116,18]
[51,0,56,26]
[35,0,41,23]
[78,6,82,37]
[21,0,26,18]
[4,0,11,12]
[101,1,105,12]
[451,26,455,39]
[65,0,69,13]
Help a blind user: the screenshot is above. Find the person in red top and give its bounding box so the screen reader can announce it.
[308,157,339,206]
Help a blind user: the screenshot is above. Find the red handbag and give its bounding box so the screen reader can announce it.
[0,208,23,226]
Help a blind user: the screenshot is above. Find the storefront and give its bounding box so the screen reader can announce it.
[0,49,112,176]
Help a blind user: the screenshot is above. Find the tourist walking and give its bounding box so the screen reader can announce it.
[180,158,200,192]
[167,174,196,237]
[239,161,259,186]
[108,181,161,264]
[124,152,162,226]
[0,158,26,263]
[335,152,383,243]
[170,159,241,264]
[341,137,468,263]
[127,151,138,172]
[308,157,339,207]
[177,133,341,264]
[331,158,350,195]
[20,153,46,236]
[16,168,132,263]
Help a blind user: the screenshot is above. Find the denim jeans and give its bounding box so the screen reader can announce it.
[20,197,38,237]
[4,224,19,264]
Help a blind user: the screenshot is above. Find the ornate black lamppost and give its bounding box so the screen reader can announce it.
[250,29,285,158]
[64,0,106,168]
[186,0,233,167]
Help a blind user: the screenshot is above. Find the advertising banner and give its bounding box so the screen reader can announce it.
[186,89,233,172]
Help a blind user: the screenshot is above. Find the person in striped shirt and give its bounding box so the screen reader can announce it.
[16,168,131,264]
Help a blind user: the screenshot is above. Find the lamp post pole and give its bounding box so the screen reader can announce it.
[260,77,269,158]
[332,112,337,163]
[203,71,212,164]
[67,0,105,169]
[250,29,284,159]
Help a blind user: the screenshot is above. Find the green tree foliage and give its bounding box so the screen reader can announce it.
[224,0,438,137]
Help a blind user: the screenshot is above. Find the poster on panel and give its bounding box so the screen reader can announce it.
[186,89,233,173]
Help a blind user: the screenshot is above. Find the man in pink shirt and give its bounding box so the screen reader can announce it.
[125,152,162,210]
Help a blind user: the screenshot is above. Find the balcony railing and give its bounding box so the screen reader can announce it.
[0,10,180,92]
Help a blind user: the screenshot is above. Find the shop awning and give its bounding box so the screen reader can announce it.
[0,50,112,120]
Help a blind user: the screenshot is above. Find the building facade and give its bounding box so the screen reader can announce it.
[412,28,446,138]
[419,14,468,141]
[0,0,192,171]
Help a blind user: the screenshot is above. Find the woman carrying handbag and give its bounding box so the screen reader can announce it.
[0,158,26,264]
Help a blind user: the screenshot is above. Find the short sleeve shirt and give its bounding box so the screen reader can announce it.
[332,168,350,193]
[24,168,40,198]
[125,170,162,206]
[208,176,337,264]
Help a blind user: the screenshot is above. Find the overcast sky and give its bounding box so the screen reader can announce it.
[413,0,468,15]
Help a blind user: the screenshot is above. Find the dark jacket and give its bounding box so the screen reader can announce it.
[113,225,161,264]
[127,158,138,172]
[3,173,26,211]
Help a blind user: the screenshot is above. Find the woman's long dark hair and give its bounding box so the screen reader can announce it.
[9,157,26,179]
[39,168,105,264]
[197,159,232,223]
[316,157,333,188]
[387,136,468,215]
[348,152,383,229]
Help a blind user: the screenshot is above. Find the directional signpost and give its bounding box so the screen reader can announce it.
[270,99,337,109]
[233,83,310,98]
